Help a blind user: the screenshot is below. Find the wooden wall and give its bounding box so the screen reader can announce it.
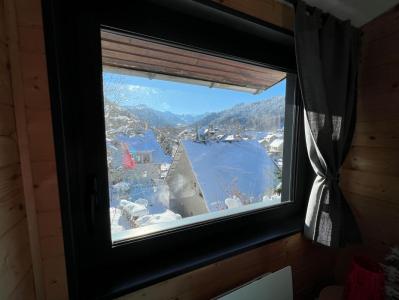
[337,5,399,281]
[0,0,36,299]
[3,0,338,299]
[211,0,294,30]
[120,233,336,300]
[1,0,68,299]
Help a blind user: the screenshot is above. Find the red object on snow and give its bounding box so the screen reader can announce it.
[122,144,136,169]
[344,256,385,300]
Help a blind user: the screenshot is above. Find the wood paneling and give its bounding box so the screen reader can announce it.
[0,0,36,298]
[8,269,36,300]
[0,164,25,237]
[101,31,286,92]
[211,0,294,30]
[337,5,399,282]
[119,233,335,300]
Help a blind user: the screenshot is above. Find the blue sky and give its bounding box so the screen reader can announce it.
[103,72,286,116]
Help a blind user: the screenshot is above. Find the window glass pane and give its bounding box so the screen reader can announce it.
[102,31,290,242]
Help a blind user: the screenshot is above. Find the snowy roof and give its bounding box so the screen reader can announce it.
[270,139,284,147]
[224,134,235,141]
[181,140,277,212]
[117,130,171,164]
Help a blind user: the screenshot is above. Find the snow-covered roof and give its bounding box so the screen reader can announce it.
[224,134,235,141]
[181,140,276,212]
[117,130,171,164]
[270,139,284,148]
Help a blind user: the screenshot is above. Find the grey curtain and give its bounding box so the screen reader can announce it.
[294,1,361,247]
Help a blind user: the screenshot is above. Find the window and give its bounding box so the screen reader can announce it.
[102,31,292,242]
[43,1,306,298]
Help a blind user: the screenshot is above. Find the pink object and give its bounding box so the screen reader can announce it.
[122,144,136,169]
[344,256,385,300]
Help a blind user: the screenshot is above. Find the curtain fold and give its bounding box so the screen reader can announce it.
[294,0,361,247]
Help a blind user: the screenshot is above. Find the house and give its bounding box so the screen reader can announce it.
[117,130,171,164]
[166,140,277,217]
[269,138,284,153]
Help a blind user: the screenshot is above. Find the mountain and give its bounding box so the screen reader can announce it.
[125,104,207,127]
[194,96,285,131]
[104,99,146,139]
[107,95,285,132]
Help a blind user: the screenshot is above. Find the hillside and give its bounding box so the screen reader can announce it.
[194,96,285,131]
[104,99,146,139]
[126,104,207,127]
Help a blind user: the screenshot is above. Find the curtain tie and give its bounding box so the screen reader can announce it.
[322,172,340,184]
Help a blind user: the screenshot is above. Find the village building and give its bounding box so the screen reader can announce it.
[166,140,277,217]
[269,138,284,153]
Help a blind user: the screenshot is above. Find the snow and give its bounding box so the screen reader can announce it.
[135,209,182,227]
[182,140,277,212]
[262,194,281,206]
[117,130,172,164]
[225,196,243,209]
[119,200,149,220]
[135,198,148,207]
[112,181,130,192]
[270,139,284,148]
[224,134,235,141]
[109,207,130,233]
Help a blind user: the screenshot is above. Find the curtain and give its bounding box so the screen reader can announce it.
[294,0,361,247]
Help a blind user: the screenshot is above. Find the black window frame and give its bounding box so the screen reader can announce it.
[42,1,309,299]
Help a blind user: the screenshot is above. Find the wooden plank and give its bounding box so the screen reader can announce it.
[39,235,65,259]
[31,161,60,213]
[0,103,16,135]
[15,0,42,28]
[0,0,6,45]
[26,108,56,162]
[101,31,285,76]
[101,40,284,80]
[357,90,399,122]
[42,257,68,300]
[358,61,399,90]
[210,0,294,30]
[8,268,36,300]
[0,218,32,299]
[0,164,25,237]
[37,210,62,238]
[119,233,336,300]
[17,25,45,54]
[340,169,399,206]
[20,51,51,109]
[361,30,399,69]
[0,136,19,168]
[351,120,399,148]
[102,44,282,88]
[361,5,399,44]
[4,0,45,298]
[343,146,399,176]
[0,43,13,106]
[102,50,279,89]
[343,191,399,239]
[119,241,287,299]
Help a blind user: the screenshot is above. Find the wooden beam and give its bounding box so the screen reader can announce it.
[4,0,45,298]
